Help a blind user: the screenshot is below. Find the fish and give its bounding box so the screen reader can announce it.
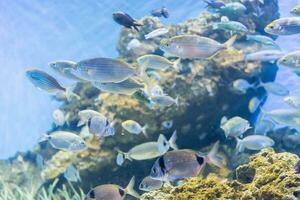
[265,17,300,35]
[248,97,261,113]
[48,60,84,81]
[236,135,274,152]
[151,7,169,18]
[218,2,247,16]
[150,141,225,182]
[291,5,300,16]
[152,95,178,107]
[112,12,142,32]
[139,176,163,192]
[39,131,87,152]
[261,108,300,127]
[64,165,81,182]
[145,28,169,40]
[213,17,248,34]
[73,57,139,83]
[254,119,275,135]
[85,177,140,200]
[35,154,45,170]
[77,109,105,127]
[284,96,300,109]
[245,50,284,63]
[160,34,236,59]
[122,120,148,136]
[137,55,180,71]
[116,132,178,165]
[150,85,165,97]
[88,115,115,137]
[246,35,280,49]
[220,116,251,138]
[259,82,289,96]
[92,78,144,95]
[232,79,254,94]
[204,0,225,9]
[161,120,173,130]
[52,109,66,127]
[26,69,79,101]
[278,51,300,75]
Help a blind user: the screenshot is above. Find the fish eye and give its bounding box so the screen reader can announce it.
[269,25,274,29]
[88,190,95,198]
[118,188,125,196]
[163,141,167,146]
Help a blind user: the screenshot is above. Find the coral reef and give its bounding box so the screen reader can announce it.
[141,148,300,200]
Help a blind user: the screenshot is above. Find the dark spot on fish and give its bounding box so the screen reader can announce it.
[158,156,166,171]
[88,189,95,198]
[119,188,125,196]
[295,160,300,174]
[87,118,92,128]
[196,155,204,165]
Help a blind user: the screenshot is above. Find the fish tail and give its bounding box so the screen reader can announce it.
[175,96,179,106]
[259,107,268,120]
[173,58,181,71]
[125,177,140,199]
[39,133,50,143]
[133,22,142,32]
[77,119,85,127]
[142,125,148,137]
[65,87,81,102]
[206,141,226,168]
[235,137,244,153]
[223,35,237,49]
[116,148,130,162]
[168,130,178,150]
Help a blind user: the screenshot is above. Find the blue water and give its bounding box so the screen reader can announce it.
[0,0,206,159]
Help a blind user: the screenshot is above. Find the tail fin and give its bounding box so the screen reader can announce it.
[39,134,50,143]
[235,137,244,153]
[65,87,80,102]
[173,58,181,71]
[206,141,226,168]
[115,149,130,166]
[259,107,268,120]
[142,125,148,137]
[223,35,237,49]
[168,130,178,150]
[133,22,142,32]
[175,96,179,106]
[125,177,140,199]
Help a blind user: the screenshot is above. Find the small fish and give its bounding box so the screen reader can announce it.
[64,165,81,182]
[204,0,225,9]
[150,141,225,182]
[291,5,300,16]
[85,177,140,200]
[74,57,138,83]
[236,135,274,152]
[232,79,254,94]
[145,28,169,40]
[160,35,236,59]
[152,95,178,107]
[52,109,66,127]
[220,116,251,138]
[248,97,261,113]
[254,119,275,135]
[77,110,104,127]
[245,50,284,63]
[88,115,109,137]
[48,60,84,81]
[161,120,173,130]
[122,120,148,136]
[259,82,289,96]
[112,12,142,31]
[39,131,86,152]
[265,17,300,35]
[137,54,180,71]
[278,51,300,75]
[139,176,163,192]
[295,160,300,174]
[151,7,169,18]
[213,17,248,34]
[116,132,177,165]
[35,154,45,170]
[150,85,165,97]
[93,78,144,95]
[246,35,280,49]
[261,108,300,127]
[284,96,300,109]
[218,2,247,16]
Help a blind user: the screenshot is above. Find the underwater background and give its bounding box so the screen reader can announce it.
[2,0,300,199]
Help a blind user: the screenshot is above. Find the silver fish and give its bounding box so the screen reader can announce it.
[265,17,300,35]
[116,132,177,165]
[246,35,280,49]
[220,116,251,138]
[151,7,169,18]
[213,19,248,33]
[88,115,110,137]
[85,177,140,200]
[64,164,81,182]
[77,110,104,127]
[161,120,173,130]
[139,176,163,191]
[160,35,236,59]
[137,54,179,71]
[262,108,300,127]
[93,78,144,95]
[236,135,274,152]
[254,119,275,135]
[245,50,284,62]
[259,82,289,96]
[150,141,224,182]
[152,95,178,107]
[49,60,84,81]
[291,5,300,16]
[74,58,138,83]
[232,79,254,94]
[248,97,261,113]
[284,96,300,109]
[145,28,169,40]
[52,109,66,127]
[218,2,247,16]
[122,120,148,136]
[278,51,300,74]
[150,85,165,97]
[40,131,86,152]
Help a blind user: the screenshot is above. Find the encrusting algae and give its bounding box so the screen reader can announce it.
[141,148,300,200]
